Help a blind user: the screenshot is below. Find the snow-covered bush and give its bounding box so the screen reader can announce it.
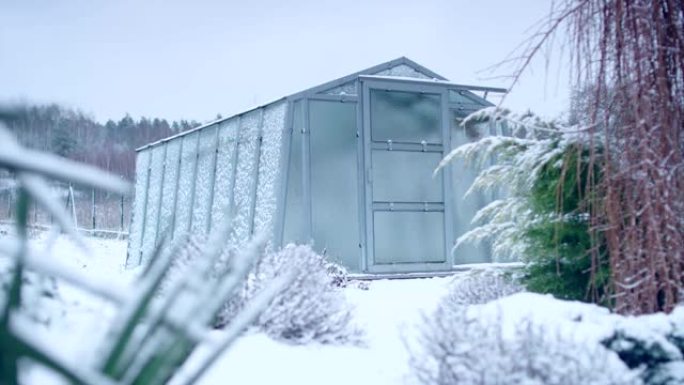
[412,301,642,385]
[216,244,361,345]
[446,269,523,306]
[602,308,684,385]
[436,107,610,304]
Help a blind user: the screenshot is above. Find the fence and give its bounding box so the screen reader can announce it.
[0,178,131,238]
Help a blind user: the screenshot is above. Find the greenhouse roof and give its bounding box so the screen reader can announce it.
[136,57,507,152]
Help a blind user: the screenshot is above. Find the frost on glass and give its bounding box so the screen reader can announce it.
[370,90,442,144]
[126,149,151,267]
[253,101,287,240]
[372,150,443,203]
[373,63,432,79]
[191,125,218,235]
[450,109,492,264]
[282,101,305,245]
[174,131,199,238]
[230,110,261,245]
[158,138,181,242]
[140,144,166,262]
[210,118,239,230]
[322,80,357,96]
[310,101,360,271]
[374,211,445,264]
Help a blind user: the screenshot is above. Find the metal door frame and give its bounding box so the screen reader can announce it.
[360,78,454,273]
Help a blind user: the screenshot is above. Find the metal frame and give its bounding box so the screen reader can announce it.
[355,80,368,272]
[152,142,169,247]
[169,136,185,239]
[135,150,152,265]
[306,94,358,103]
[185,130,201,233]
[287,57,447,101]
[301,98,312,241]
[273,101,295,248]
[205,122,221,233]
[359,75,506,94]
[248,109,265,235]
[227,116,242,220]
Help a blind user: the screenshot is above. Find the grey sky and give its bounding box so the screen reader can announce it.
[0,0,569,124]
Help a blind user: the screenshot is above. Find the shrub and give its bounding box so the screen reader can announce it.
[522,145,611,304]
[439,108,610,305]
[446,270,523,306]
[602,307,684,385]
[216,244,362,345]
[412,300,641,385]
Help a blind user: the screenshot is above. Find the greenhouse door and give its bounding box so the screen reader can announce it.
[361,79,452,273]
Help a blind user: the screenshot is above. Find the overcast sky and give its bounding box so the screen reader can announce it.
[0,0,570,124]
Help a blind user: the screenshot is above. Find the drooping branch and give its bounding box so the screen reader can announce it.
[506,0,684,314]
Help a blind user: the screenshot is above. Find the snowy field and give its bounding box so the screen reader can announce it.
[4,226,683,384]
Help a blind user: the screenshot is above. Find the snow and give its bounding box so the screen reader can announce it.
[126,148,150,267]
[195,277,452,385]
[5,227,682,384]
[230,110,261,244]
[141,144,165,259]
[253,101,287,239]
[191,126,219,235]
[4,226,130,384]
[210,118,239,230]
[173,131,200,239]
[158,138,181,242]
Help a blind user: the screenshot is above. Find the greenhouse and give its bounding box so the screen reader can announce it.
[126,57,506,274]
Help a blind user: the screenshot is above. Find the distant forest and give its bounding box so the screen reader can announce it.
[4,104,205,181]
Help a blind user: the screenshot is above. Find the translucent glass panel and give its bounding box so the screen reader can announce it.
[370,90,441,144]
[174,132,199,237]
[373,211,445,264]
[450,110,491,264]
[140,144,166,261]
[374,64,431,79]
[283,101,305,244]
[310,101,360,271]
[210,119,239,230]
[231,110,261,244]
[191,125,218,235]
[127,149,150,267]
[159,139,181,241]
[253,101,287,237]
[372,151,443,203]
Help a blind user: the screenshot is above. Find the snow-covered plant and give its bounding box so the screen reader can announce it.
[0,119,292,385]
[446,270,524,306]
[436,107,610,304]
[217,244,362,345]
[601,307,684,385]
[412,301,642,385]
[436,107,581,260]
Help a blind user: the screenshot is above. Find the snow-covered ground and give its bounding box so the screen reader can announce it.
[8,226,456,384]
[196,277,451,385]
[4,227,682,384]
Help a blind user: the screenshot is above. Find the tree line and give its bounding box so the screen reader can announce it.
[4,104,204,181]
